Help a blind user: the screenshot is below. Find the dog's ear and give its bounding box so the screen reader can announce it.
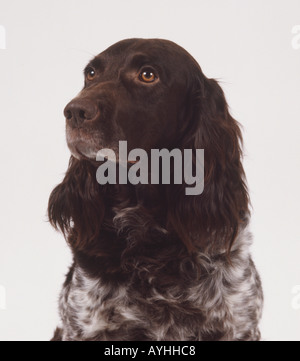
[48,156,105,251]
[166,74,249,253]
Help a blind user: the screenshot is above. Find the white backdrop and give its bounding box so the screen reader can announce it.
[0,0,299,341]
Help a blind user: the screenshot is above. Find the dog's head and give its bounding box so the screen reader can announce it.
[50,39,249,254]
[65,39,202,159]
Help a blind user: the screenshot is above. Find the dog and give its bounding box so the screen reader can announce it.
[48,38,263,341]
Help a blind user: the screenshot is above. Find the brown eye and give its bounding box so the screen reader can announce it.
[139,70,156,83]
[86,68,96,81]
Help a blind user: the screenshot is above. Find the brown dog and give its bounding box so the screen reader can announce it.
[49,39,263,341]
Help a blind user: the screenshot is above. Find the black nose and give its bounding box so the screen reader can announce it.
[64,98,99,127]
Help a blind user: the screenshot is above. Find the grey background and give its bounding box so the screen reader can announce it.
[0,0,300,340]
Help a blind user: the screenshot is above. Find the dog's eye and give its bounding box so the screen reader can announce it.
[86,68,96,81]
[139,70,156,83]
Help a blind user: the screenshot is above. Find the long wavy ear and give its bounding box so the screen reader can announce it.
[167,74,249,254]
[48,156,105,251]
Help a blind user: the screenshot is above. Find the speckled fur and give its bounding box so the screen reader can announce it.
[55,214,262,341]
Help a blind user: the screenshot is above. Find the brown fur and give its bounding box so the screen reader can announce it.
[48,39,263,341]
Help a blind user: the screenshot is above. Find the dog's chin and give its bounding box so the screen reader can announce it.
[67,140,98,160]
[66,127,101,160]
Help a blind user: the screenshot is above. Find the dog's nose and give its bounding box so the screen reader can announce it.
[64,99,99,127]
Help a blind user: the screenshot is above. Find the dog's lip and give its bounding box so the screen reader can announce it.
[75,145,96,160]
[69,142,139,165]
[67,127,139,164]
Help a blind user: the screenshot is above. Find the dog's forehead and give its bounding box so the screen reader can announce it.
[94,38,194,67]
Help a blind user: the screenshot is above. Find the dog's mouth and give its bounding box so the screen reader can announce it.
[66,127,99,160]
[66,129,139,165]
[71,143,98,160]
[71,146,138,165]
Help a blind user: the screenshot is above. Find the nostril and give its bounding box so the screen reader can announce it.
[79,110,86,120]
[66,110,72,120]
